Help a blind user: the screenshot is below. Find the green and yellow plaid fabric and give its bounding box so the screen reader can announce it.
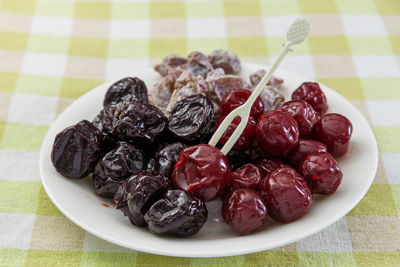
[1,0,399,266]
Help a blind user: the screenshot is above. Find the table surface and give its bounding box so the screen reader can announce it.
[1,0,399,266]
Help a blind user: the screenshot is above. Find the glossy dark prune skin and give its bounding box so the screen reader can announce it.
[173,144,231,202]
[51,120,103,179]
[259,167,313,223]
[103,77,148,107]
[92,106,117,151]
[299,152,343,195]
[154,142,186,177]
[114,171,170,227]
[144,190,208,237]
[282,100,318,138]
[168,95,214,143]
[255,110,299,157]
[222,189,267,235]
[313,113,353,157]
[292,82,328,114]
[287,139,328,167]
[92,142,144,198]
[229,163,263,190]
[221,89,264,120]
[113,100,168,146]
[215,116,256,152]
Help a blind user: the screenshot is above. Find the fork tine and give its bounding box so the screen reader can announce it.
[220,116,248,155]
[208,110,239,147]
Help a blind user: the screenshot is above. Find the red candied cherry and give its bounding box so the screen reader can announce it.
[256,158,288,177]
[255,110,299,157]
[287,139,328,167]
[215,116,256,151]
[222,188,267,235]
[299,152,343,195]
[221,89,264,119]
[313,113,353,157]
[282,100,318,138]
[173,144,231,202]
[229,163,263,190]
[292,82,328,114]
[259,167,312,223]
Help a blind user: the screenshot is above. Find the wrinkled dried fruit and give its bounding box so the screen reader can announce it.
[282,100,318,138]
[299,152,342,195]
[222,188,267,235]
[179,51,213,78]
[259,167,313,223]
[168,95,214,143]
[92,106,117,150]
[255,110,299,156]
[208,75,251,103]
[154,54,188,77]
[113,99,168,146]
[256,158,288,177]
[154,142,186,177]
[287,139,328,167]
[103,77,148,107]
[51,120,103,179]
[221,89,264,119]
[173,144,231,202]
[114,171,170,227]
[92,142,144,198]
[226,150,250,171]
[249,69,284,89]
[229,163,263,190]
[209,49,241,74]
[292,82,328,114]
[144,190,208,237]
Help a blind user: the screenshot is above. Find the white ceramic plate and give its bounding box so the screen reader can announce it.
[39,63,378,257]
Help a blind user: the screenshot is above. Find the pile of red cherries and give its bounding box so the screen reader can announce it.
[51,77,352,236]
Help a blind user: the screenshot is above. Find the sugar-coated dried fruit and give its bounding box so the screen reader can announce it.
[208,75,251,104]
[287,139,328,167]
[215,116,256,151]
[209,49,241,74]
[113,99,168,146]
[179,51,213,78]
[255,110,299,156]
[282,100,318,138]
[221,89,264,119]
[313,113,352,157]
[259,167,313,223]
[299,152,343,195]
[114,171,170,227]
[249,69,284,111]
[222,188,267,235]
[249,69,284,89]
[92,142,144,198]
[168,95,214,143]
[229,163,263,190]
[51,120,103,179]
[292,82,328,114]
[103,77,148,108]
[154,142,186,177]
[173,144,231,202]
[145,190,208,237]
[154,54,188,77]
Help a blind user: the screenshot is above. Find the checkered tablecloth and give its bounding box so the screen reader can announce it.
[1,0,399,266]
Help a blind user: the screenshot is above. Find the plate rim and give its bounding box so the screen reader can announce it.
[39,62,378,257]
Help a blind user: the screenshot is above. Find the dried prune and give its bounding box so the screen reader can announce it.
[114,171,170,227]
[179,51,213,78]
[209,50,241,74]
[222,189,267,235]
[173,144,231,202]
[113,99,168,146]
[259,167,313,223]
[144,190,208,237]
[92,142,144,198]
[51,120,103,179]
[165,70,209,113]
[92,106,117,150]
[154,54,188,77]
[154,142,186,177]
[103,77,148,108]
[168,95,214,143]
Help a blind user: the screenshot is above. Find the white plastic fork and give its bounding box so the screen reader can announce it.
[209,18,311,155]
